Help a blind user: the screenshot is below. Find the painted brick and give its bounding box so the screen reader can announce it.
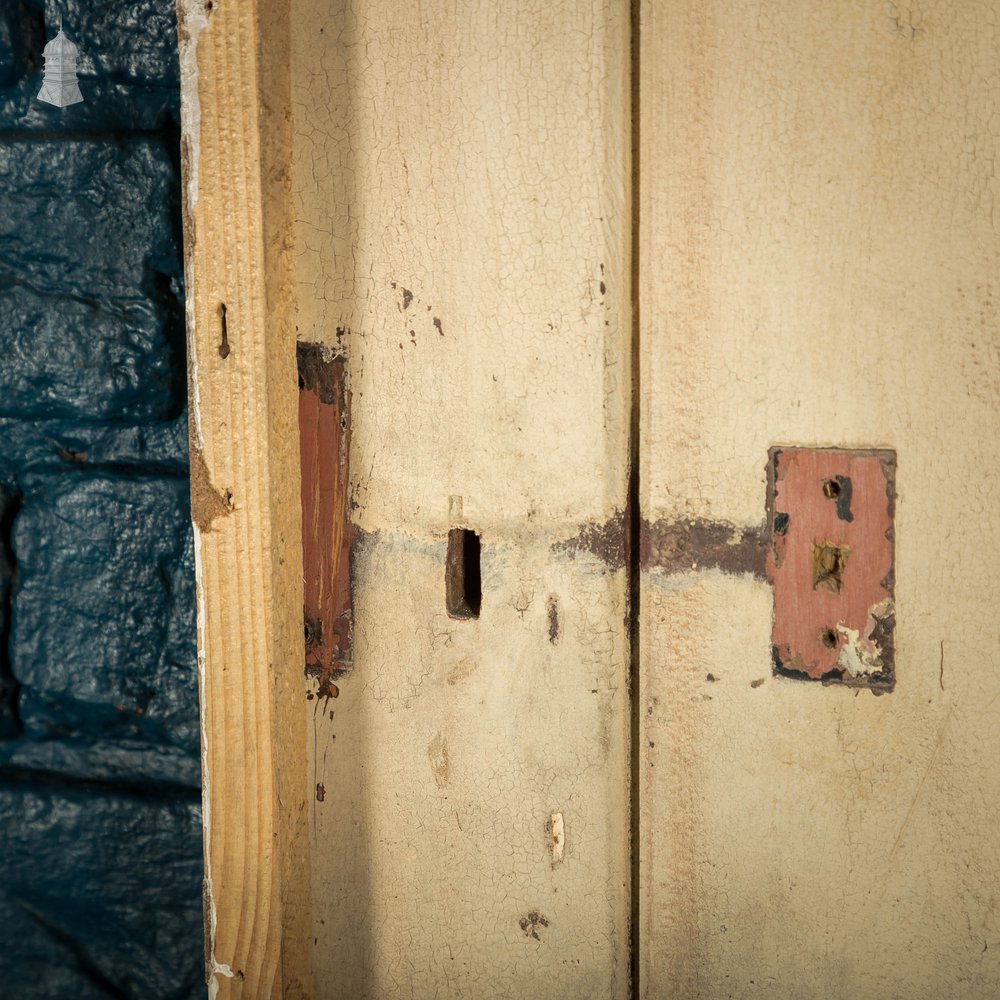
[0,2,201,992]
[0,3,44,92]
[0,415,190,474]
[0,784,203,999]
[11,470,198,756]
[0,138,182,301]
[0,483,17,739]
[0,284,184,421]
[0,12,15,87]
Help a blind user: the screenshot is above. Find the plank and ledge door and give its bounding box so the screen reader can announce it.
[183,1,1000,997]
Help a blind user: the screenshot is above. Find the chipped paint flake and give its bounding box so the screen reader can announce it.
[551,812,565,862]
[837,599,893,676]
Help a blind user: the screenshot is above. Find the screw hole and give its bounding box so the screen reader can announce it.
[822,479,840,499]
[821,628,838,649]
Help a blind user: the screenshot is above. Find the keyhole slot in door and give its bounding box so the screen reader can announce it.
[445,528,481,619]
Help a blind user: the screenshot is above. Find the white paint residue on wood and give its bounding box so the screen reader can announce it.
[551,812,565,863]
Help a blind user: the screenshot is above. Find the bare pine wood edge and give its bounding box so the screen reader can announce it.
[177,0,313,996]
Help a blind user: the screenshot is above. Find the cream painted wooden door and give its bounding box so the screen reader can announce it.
[182,1,1000,996]
[638,3,1000,998]
[291,2,631,998]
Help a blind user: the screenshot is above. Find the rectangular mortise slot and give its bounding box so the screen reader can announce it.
[446,528,481,619]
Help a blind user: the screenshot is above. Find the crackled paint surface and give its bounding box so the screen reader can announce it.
[291,1,631,996]
[640,2,1000,998]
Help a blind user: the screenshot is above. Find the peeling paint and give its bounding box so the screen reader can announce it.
[518,911,550,941]
[550,812,565,863]
[837,599,894,677]
[427,733,449,789]
[176,0,209,453]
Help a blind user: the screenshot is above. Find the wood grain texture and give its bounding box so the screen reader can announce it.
[177,0,313,996]
[639,2,1000,997]
[298,344,353,694]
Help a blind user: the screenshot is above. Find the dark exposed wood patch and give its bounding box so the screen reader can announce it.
[298,343,353,696]
[297,342,344,404]
[553,511,626,571]
[546,594,560,644]
[639,517,768,578]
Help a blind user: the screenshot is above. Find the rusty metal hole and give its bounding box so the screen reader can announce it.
[822,478,841,499]
[820,628,838,649]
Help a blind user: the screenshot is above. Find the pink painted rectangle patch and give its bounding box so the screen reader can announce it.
[767,448,895,690]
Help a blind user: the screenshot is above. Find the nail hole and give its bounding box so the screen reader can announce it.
[218,303,230,359]
[821,628,838,649]
[446,528,481,619]
[822,479,840,499]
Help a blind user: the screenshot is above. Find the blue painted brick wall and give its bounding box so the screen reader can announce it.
[0,3,202,997]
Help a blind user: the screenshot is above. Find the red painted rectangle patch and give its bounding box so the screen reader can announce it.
[298,343,353,699]
[767,448,895,690]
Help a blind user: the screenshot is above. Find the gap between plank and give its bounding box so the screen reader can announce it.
[628,0,642,996]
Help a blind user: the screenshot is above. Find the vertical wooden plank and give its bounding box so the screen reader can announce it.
[177,1,312,996]
[640,2,1000,997]
[290,1,632,996]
